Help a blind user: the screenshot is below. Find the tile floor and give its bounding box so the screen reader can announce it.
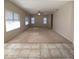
[8,28,72,43]
[5,43,74,59]
[5,28,74,59]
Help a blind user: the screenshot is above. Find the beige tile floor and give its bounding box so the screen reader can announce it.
[5,43,74,59]
[5,28,74,59]
[7,28,72,43]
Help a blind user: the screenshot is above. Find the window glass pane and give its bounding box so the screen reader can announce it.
[43,17,47,24]
[25,17,29,25]
[14,13,20,21]
[6,21,20,31]
[6,11,20,32]
[5,10,13,21]
[31,17,35,24]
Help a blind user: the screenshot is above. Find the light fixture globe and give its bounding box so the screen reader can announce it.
[37,11,41,15]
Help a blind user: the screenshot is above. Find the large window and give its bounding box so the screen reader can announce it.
[25,16,29,25]
[31,17,35,24]
[43,17,48,24]
[5,10,20,32]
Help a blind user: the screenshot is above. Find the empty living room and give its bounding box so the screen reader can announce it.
[4,0,74,59]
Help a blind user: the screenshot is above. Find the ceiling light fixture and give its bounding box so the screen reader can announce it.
[37,11,41,15]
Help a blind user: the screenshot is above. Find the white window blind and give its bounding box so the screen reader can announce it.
[43,17,47,24]
[31,17,35,24]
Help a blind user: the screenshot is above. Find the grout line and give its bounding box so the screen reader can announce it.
[47,43,52,58]
[63,43,74,57]
[55,43,65,58]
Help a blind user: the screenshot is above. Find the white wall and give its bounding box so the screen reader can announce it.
[53,1,74,43]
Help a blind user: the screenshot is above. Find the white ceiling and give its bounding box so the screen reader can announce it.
[10,0,73,14]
